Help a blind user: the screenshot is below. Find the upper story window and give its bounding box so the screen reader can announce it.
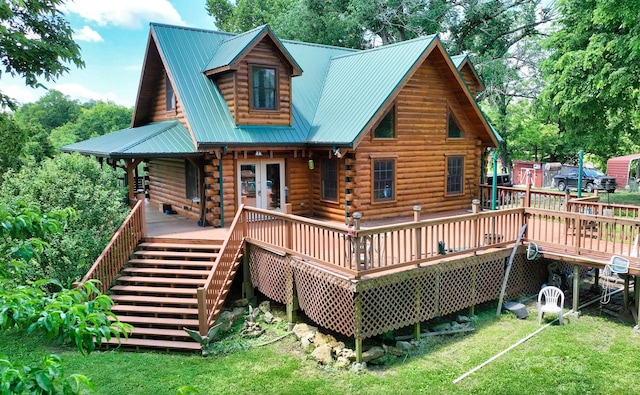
[165,74,175,111]
[448,111,463,138]
[251,66,277,110]
[374,105,395,138]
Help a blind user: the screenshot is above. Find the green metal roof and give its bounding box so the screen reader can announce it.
[450,54,467,68]
[61,121,197,158]
[119,24,498,149]
[203,25,266,72]
[308,36,436,145]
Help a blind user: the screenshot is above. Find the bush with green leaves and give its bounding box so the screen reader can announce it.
[0,153,128,284]
[0,201,131,394]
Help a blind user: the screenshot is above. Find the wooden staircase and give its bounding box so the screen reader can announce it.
[105,237,225,351]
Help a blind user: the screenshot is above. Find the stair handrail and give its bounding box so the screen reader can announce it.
[78,199,146,293]
[197,204,246,335]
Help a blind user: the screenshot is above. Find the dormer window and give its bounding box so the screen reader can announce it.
[165,74,175,111]
[251,65,277,110]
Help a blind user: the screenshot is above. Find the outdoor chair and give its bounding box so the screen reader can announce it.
[537,286,564,325]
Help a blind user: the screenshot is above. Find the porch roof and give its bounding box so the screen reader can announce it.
[61,121,198,159]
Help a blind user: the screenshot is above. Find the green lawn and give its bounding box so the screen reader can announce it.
[2,303,639,395]
[603,191,640,206]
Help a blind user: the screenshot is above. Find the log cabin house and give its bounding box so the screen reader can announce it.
[63,23,500,227]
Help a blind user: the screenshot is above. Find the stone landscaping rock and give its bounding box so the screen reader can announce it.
[263,311,274,324]
[395,341,413,351]
[330,341,345,354]
[383,344,404,357]
[258,301,271,313]
[300,334,315,353]
[292,323,317,340]
[457,315,471,323]
[314,332,336,347]
[361,346,385,362]
[311,344,333,365]
[335,356,351,369]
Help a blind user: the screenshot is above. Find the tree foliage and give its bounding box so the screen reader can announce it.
[541,0,640,165]
[0,0,83,109]
[0,154,128,284]
[0,113,27,177]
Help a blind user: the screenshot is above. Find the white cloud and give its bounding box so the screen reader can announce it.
[2,84,45,106]
[74,25,103,42]
[53,83,120,104]
[63,0,186,29]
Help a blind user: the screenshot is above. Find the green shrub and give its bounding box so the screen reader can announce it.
[0,153,128,284]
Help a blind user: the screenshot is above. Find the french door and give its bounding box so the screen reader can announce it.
[238,159,285,211]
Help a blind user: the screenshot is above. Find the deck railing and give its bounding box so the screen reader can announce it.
[197,205,246,335]
[566,199,640,220]
[525,207,640,259]
[78,199,146,293]
[479,185,574,211]
[243,206,524,278]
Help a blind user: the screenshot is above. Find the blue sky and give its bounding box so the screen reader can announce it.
[4,1,216,108]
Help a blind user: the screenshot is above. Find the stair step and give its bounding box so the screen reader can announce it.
[117,276,205,286]
[129,327,194,338]
[109,294,198,306]
[110,285,198,295]
[133,250,218,260]
[112,304,198,316]
[138,242,220,251]
[104,337,200,351]
[127,259,214,268]
[114,315,199,327]
[122,267,210,277]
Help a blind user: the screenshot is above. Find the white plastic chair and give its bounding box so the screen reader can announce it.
[537,286,565,325]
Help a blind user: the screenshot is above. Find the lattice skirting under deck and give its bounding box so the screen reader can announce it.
[247,245,548,340]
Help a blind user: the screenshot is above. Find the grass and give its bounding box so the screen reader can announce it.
[602,191,640,206]
[2,301,640,395]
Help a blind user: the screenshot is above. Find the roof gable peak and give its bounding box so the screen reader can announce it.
[204,24,302,77]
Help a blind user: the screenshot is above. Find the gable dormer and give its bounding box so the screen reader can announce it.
[204,25,302,127]
[450,54,484,97]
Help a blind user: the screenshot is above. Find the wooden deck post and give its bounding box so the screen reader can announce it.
[524,174,532,208]
[242,244,254,303]
[635,276,640,327]
[623,275,630,313]
[353,212,363,269]
[354,292,363,364]
[471,199,480,253]
[197,288,208,336]
[285,256,298,325]
[414,206,422,260]
[136,191,147,237]
[285,204,293,250]
[572,264,580,313]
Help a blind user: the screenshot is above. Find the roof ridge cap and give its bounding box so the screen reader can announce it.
[331,34,437,60]
[150,22,234,37]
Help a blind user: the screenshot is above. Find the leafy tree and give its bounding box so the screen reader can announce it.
[0,112,26,177]
[0,0,83,109]
[0,154,128,284]
[541,0,640,165]
[207,0,296,33]
[13,90,82,132]
[72,101,132,142]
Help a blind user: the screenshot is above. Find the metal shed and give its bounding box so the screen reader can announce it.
[606,153,640,189]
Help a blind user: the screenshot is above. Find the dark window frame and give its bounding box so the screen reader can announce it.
[446,155,464,196]
[372,158,396,203]
[321,159,339,202]
[185,160,199,200]
[373,104,397,139]
[250,65,278,111]
[165,73,176,112]
[447,108,463,139]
